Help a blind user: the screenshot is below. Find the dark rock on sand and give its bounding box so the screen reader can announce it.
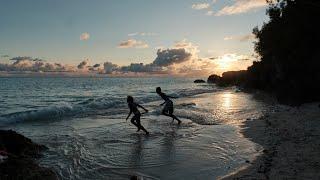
[0,130,58,180]
[0,130,47,157]
[194,79,206,83]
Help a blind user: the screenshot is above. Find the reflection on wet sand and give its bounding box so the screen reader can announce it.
[160,127,177,163]
[130,134,145,167]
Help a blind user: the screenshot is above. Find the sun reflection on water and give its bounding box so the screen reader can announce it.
[222,93,232,109]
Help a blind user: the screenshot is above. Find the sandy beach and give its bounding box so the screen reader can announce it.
[223,102,320,179]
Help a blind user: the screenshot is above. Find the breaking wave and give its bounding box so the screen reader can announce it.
[0,87,216,126]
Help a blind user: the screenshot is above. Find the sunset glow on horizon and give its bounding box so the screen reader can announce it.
[0,0,268,76]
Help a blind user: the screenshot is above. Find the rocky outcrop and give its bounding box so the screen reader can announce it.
[207,70,247,87]
[220,70,247,86]
[194,79,206,83]
[207,74,221,84]
[0,130,58,179]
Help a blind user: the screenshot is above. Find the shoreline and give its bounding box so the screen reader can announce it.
[222,102,320,179]
[1,89,269,179]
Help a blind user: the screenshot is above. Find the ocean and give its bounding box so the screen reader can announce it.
[0,77,270,179]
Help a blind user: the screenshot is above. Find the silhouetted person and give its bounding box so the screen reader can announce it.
[126,96,149,135]
[156,87,181,124]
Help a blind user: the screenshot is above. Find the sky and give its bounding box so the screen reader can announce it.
[0,0,269,76]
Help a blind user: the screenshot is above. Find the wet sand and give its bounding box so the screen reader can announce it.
[222,103,320,179]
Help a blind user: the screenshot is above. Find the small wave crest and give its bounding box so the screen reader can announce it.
[0,103,74,125]
[176,109,217,125]
[0,98,126,125]
[147,107,217,125]
[172,88,216,98]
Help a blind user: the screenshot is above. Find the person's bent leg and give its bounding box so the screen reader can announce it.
[162,111,173,119]
[135,116,142,132]
[131,117,139,130]
[169,108,181,124]
[171,114,181,124]
[163,111,179,124]
[136,117,149,135]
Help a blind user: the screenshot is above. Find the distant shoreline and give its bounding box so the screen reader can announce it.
[0,72,208,78]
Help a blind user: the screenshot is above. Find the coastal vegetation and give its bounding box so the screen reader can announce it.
[208,0,320,105]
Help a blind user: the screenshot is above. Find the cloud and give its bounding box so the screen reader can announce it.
[128,32,158,37]
[206,11,214,16]
[177,59,217,76]
[0,40,253,77]
[238,34,255,42]
[215,0,267,16]
[93,64,100,68]
[223,36,233,41]
[151,39,199,67]
[117,40,196,73]
[173,39,199,57]
[120,63,161,73]
[1,55,9,58]
[10,56,44,62]
[114,40,200,74]
[77,59,89,69]
[153,49,192,67]
[128,32,139,36]
[1,56,110,74]
[192,3,210,10]
[80,32,90,41]
[103,62,118,74]
[224,33,255,42]
[211,53,254,74]
[0,56,76,72]
[118,39,149,49]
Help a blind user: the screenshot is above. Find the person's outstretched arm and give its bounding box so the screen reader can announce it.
[126,108,132,121]
[160,101,166,106]
[137,104,148,113]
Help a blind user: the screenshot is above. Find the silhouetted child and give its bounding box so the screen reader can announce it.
[156,87,181,124]
[126,96,149,135]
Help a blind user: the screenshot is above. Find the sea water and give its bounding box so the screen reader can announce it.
[0,77,270,179]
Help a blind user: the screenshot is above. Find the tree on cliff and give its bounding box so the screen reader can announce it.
[249,0,320,105]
